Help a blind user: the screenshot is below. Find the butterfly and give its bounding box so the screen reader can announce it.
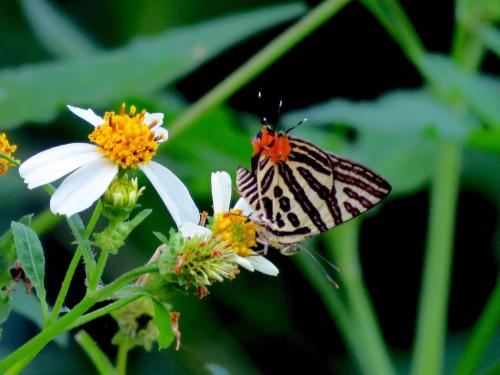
[236,124,391,255]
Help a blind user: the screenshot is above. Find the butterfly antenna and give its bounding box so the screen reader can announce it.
[299,244,340,288]
[275,99,284,131]
[257,91,268,126]
[285,118,308,134]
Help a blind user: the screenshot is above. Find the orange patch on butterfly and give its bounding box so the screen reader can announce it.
[252,126,291,164]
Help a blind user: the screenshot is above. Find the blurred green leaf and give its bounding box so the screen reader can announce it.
[284,88,478,142]
[476,24,500,57]
[10,222,47,306]
[0,3,305,129]
[421,53,500,128]
[19,0,100,58]
[0,292,11,326]
[152,299,175,350]
[10,287,68,346]
[469,127,500,154]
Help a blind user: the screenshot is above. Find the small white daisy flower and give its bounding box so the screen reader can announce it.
[180,171,279,276]
[19,104,199,226]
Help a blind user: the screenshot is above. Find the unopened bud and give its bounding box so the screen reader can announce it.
[102,174,144,221]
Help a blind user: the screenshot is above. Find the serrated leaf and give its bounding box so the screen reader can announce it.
[10,222,46,305]
[19,0,99,58]
[420,53,500,128]
[284,88,477,142]
[152,299,175,350]
[0,3,305,129]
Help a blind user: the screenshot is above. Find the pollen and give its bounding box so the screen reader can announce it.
[88,103,160,169]
[212,209,257,257]
[0,132,19,175]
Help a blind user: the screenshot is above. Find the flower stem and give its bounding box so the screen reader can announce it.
[293,252,372,373]
[0,264,158,372]
[168,0,350,137]
[89,250,110,292]
[410,143,462,375]
[454,276,500,375]
[85,200,102,238]
[70,296,140,330]
[0,152,20,167]
[50,247,83,322]
[29,209,61,236]
[75,330,115,375]
[328,221,395,375]
[115,338,130,375]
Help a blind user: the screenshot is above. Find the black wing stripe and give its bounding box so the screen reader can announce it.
[297,166,343,226]
[343,187,374,209]
[344,201,361,216]
[334,171,388,199]
[264,226,311,236]
[260,166,275,195]
[278,162,328,232]
[289,140,330,167]
[288,151,331,175]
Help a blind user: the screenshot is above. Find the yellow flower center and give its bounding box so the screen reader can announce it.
[212,209,257,256]
[0,132,18,176]
[88,103,162,169]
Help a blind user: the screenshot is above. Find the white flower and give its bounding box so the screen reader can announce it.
[180,171,279,276]
[19,104,199,227]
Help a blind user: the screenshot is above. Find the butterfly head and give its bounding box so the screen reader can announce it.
[252,125,291,164]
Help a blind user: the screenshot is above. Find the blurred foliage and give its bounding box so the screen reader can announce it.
[0,0,499,374]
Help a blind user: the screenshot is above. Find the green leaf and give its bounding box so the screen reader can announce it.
[420,53,500,128]
[152,299,175,350]
[469,127,500,154]
[0,214,33,288]
[476,24,500,57]
[0,292,11,325]
[0,3,305,129]
[10,222,47,306]
[19,0,99,58]
[284,88,478,142]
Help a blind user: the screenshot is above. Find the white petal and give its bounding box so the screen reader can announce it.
[180,223,211,238]
[211,171,232,214]
[233,197,253,216]
[19,144,101,189]
[154,127,169,143]
[50,157,118,216]
[140,161,199,228]
[144,112,164,128]
[248,255,279,276]
[67,105,104,127]
[235,255,254,272]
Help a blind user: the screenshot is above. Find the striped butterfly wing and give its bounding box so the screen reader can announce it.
[237,132,391,250]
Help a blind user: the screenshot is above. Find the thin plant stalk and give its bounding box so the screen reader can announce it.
[169,0,351,137]
[115,338,130,375]
[327,221,395,375]
[454,276,500,375]
[75,331,115,375]
[0,264,158,372]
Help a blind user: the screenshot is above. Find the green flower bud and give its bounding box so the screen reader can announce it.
[102,174,144,222]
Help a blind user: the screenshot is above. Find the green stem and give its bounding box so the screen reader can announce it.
[410,143,462,375]
[0,152,20,167]
[85,200,102,238]
[0,264,158,372]
[70,296,140,330]
[360,0,424,67]
[328,221,395,375]
[75,330,115,375]
[115,338,130,375]
[169,0,350,137]
[50,247,82,321]
[293,252,372,374]
[89,250,110,292]
[454,276,500,375]
[66,215,96,284]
